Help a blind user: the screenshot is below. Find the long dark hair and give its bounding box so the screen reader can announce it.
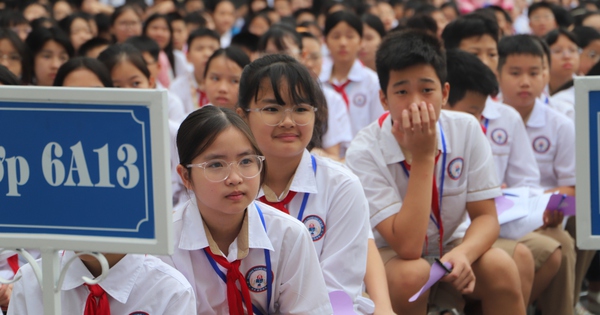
[53,56,113,87]
[143,13,176,76]
[0,28,30,84]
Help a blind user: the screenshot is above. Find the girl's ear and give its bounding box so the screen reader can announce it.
[149,74,156,89]
[177,164,193,190]
[236,107,247,119]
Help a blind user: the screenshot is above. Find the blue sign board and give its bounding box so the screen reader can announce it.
[576,78,600,249]
[0,86,172,255]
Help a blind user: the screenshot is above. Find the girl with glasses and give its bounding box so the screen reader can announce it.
[162,106,332,314]
[237,54,374,314]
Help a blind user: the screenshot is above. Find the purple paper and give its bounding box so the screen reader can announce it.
[329,290,357,315]
[495,196,515,216]
[408,261,453,302]
[546,194,576,216]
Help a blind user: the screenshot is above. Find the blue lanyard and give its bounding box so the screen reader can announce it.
[483,118,489,135]
[203,203,272,315]
[399,121,447,231]
[296,155,317,221]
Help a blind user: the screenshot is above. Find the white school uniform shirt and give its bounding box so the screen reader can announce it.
[169,73,197,115]
[160,200,333,315]
[548,85,575,121]
[482,98,541,188]
[526,99,576,190]
[257,150,372,314]
[322,85,353,152]
[319,59,385,138]
[8,251,196,315]
[346,110,501,251]
[156,81,187,124]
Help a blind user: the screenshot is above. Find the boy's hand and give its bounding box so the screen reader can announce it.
[440,251,476,294]
[0,284,12,308]
[391,102,438,160]
[543,210,564,228]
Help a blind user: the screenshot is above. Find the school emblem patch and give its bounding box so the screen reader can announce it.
[490,128,508,145]
[532,136,551,153]
[303,215,326,241]
[245,265,272,292]
[447,158,464,180]
[129,312,149,315]
[353,93,367,107]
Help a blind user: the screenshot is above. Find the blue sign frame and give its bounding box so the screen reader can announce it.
[0,86,172,255]
[576,78,600,249]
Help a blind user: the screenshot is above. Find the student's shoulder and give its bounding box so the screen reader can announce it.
[545,104,574,129]
[140,254,193,290]
[313,154,360,183]
[254,201,310,233]
[169,75,188,91]
[361,66,381,87]
[440,109,480,130]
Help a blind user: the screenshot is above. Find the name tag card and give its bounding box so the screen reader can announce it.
[0,86,172,255]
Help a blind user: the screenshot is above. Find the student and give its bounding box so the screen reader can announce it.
[77,37,110,58]
[203,47,249,110]
[257,23,302,59]
[413,4,448,37]
[572,26,600,75]
[300,31,353,159]
[207,0,237,47]
[488,5,514,36]
[236,53,372,314]
[0,64,20,86]
[245,12,272,37]
[25,26,74,86]
[143,13,188,87]
[110,5,143,44]
[53,0,73,22]
[162,105,333,314]
[169,28,221,113]
[58,13,94,52]
[8,58,197,315]
[528,2,557,38]
[0,28,29,84]
[575,11,600,32]
[167,12,189,52]
[184,11,209,34]
[546,28,578,118]
[498,34,579,315]
[231,31,260,61]
[359,13,386,72]
[0,10,32,42]
[321,11,385,139]
[346,30,526,315]
[126,35,187,124]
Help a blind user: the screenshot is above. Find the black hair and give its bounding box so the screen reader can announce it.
[143,14,176,76]
[324,10,363,38]
[95,13,111,37]
[258,23,302,52]
[552,6,572,28]
[167,12,184,23]
[414,3,441,16]
[405,14,438,35]
[205,0,236,13]
[575,11,600,27]
[126,35,161,62]
[300,31,320,42]
[231,31,260,52]
[25,26,74,84]
[586,59,600,75]
[487,5,513,23]
[0,64,20,85]
[184,11,207,28]
[53,56,113,87]
[30,17,58,30]
[376,30,447,92]
[441,2,461,19]
[533,36,551,67]
[320,0,355,16]
[442,13,500,50]
[244,12,272,33]
[176,106,265,184]
[544,28,579,47]
[58,12,92,41]
[497,34,545,71]
[528,2,555,19]
[97,43,150,79]
[446,49,498,106]
[572,26,600,48]
[110,5,142,26]
[187,28,221,48]
[298,20,323,36]
[0,10,28,28]
[238,54,328,150]
[204,46,251,78]
[293,8,316,21]
[78,37,110,57]
[361,13,386,39]
[0,28,30,84]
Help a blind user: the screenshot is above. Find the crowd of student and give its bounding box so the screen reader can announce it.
[0,0,597,314]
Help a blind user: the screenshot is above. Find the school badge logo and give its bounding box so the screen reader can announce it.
[303,215,326,241]
[490,129,508,145]
[245,265,272,292]
[447,158,464,180]
[532,136,551,153]
[353,93,367,107]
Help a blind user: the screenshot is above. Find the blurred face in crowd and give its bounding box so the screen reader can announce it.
[70,17,93,51]
[171,19,189,51]
[0,39,22,78]
[529,7,557,37]
[34,40,69,86]
[53,1,73,21]
[111,8,142,43]
[213,1,236,35]
[579,39,600,75]
[146,17,171,50]
[325,21,362,64]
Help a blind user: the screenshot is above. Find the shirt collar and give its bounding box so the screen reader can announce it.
[526,99,546,128]
[482,97,502,120]
[178,201,274,255]
[60,251,144,304]
[379,113,450,165]
[257,149,318,198]
[319,59,365,84]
